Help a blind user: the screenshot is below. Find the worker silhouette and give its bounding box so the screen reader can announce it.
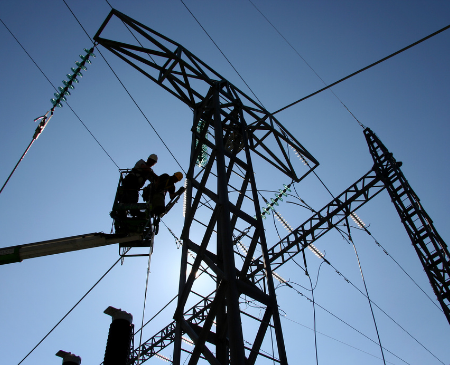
[144,172,183,216]
[119,154,158,217]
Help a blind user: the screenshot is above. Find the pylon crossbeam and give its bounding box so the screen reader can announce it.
[94,9,319,182]
[246,169,385,283]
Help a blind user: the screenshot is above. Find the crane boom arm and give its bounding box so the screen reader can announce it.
[0,233,142,265]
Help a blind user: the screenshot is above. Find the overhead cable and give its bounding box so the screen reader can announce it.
[180,0,265,108]
[62,0,186,174]
[17,249,129,365]
[0,17,119,196]
[277,284,411,365]
[282,315,398,364]
[285,137,443,363]
[347,226,387,365]
[248,0,365,128]
[272,23,450,115]
[333,227,446,365]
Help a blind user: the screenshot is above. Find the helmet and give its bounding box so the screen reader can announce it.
[148,154,158,162]
[174,172,183,182]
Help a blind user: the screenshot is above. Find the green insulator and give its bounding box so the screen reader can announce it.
[80,55,92,64]
[270,198,279,206]
[51,98,63,108]
[75,61,87,71]
[53,93,66,102]
[261,214,267,220]
[62,80,75,89]
[84,48,96,57]
[283,184,291,192]
[279,189,287,197]
[57,86,70,96]
[71,68,83,77]
[66,74,79,83]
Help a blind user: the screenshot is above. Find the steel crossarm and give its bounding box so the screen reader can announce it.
[365,127,450,324]
[129,291,216,364]
[93,9,318,182]
[245,169,385,283]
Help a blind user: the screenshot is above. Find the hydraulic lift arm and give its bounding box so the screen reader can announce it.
[0,233,143,265]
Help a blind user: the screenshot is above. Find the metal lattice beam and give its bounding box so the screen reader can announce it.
[93,9,318,183]
[365,127,450,324]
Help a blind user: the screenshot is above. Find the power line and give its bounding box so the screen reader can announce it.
[180,0,265,108]
[286,135,445,363]
[367,229,443,313]
[277,284,412,365]
[349,233,387,365]
[282,315,398,365]
[62,0,186,174]
[0,17,120,195]
[17,250,128,365]
[272,23,450,115]
[248,0,365,128]
[332,226,446,365]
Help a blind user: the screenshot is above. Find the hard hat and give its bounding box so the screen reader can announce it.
[148,154,158,162]
[174,172,183,181]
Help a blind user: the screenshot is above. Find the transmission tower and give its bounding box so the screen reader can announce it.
[95,9,319,364]
[93,9,450,364]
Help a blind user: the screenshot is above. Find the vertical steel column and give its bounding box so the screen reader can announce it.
[212,86,246,364]
[239,107,288,364]
[173,111,197,365]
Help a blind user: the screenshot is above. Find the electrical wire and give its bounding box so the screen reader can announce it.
[0,17,120,195]
[358,223,444,313]
[277,284,412,365]
[308,274,319,365]
[286,136,445,363]
[62,0,186,175]
[248,0,365,129]
[349,234,387,365]
[17,249,129,365]
[272,22,450,115]
[287,148,445,363]
[281,315,399,365]
[137,243,154,365]
[180,0,265,108]
[134,294,178,336]
[331,227,446,365]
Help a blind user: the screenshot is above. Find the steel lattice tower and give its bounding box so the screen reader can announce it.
[94,9,319,364]
[94,9,450,364]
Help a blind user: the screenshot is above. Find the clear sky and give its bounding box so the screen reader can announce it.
[0,1,449,364]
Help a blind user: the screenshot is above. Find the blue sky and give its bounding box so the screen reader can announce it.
[0,1,449,364]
